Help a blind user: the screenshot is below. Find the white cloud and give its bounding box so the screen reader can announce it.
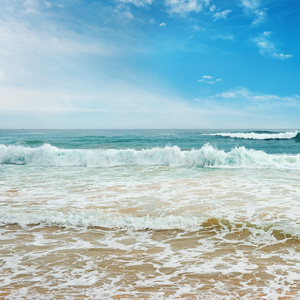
[254,32,293,60]
[211,34,234,41]
[23,0,40,14]
[117,0,152,6]
[0,4,120,113]
[203,0,210,7]
[273,53,293,60]
[2,0,52,16]
[0,15,116,57]
[191,24,204,32]
[262,31,271,37]
[114,4,134,21]
[209,5,216,12]
[241,0,259,10]
[1,1,115,55]
[0,81,246,129]
[159,22,167,26]
[1,80,299,129]
[252,10,265,24]
[214,9,232,20]
[44,1,51,8]
[0,86,74,112]
[220,88,249,99]
[165,0,203,15]
[198,75,222,84]
[0,78,170,113]
[241,0,265,24]
[219,88,298,105]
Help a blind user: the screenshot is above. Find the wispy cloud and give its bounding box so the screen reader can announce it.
[0,16,115,89]
[0,81,247,129]
[117,0,152,6]
[241,0,265,24]
[219,88,250,99]
[219,87,299,105]
[165,0,203,15]
[254,31,293,59]
[0,2,122,117]
[164,0,233,21]
[114,4,135,21]
[198,75,222,84]
[2,0,42,15]
[211,34,234,41]
[209,4,216,12]
[213,9,232,20]
[241,0,259,10]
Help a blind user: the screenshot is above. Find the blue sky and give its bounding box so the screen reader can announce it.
[0,0,299,129]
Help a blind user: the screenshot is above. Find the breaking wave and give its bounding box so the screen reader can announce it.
[206,131,299,140]
[1,209,299,239]
[0,143,300,169]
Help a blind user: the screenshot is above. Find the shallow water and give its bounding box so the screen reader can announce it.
[1,224,300,299]
[1,129,300,299]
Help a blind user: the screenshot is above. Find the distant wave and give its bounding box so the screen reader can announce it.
[0,143,300,169]
[1,209,299,238]
[205,131,299,140]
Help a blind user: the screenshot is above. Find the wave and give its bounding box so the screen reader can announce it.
[205,131,299,140]
[1,209,299,239]
[0,143,300,169]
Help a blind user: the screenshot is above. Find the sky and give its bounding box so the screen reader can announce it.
[0,0,299,129]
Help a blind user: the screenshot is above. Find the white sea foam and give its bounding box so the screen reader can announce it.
[1,143,300,169]
[1,209,299,238]
[0,209,204,230]
[206,131,299,140]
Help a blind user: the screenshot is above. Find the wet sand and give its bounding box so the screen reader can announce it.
[1,224,300,299]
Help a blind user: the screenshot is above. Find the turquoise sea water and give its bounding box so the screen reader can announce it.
[1,129,299,152]
[1,129,300,299]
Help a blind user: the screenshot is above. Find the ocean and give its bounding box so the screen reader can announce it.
[1,129,300,299]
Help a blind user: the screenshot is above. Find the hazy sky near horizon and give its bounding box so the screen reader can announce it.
[0,0,299,129]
